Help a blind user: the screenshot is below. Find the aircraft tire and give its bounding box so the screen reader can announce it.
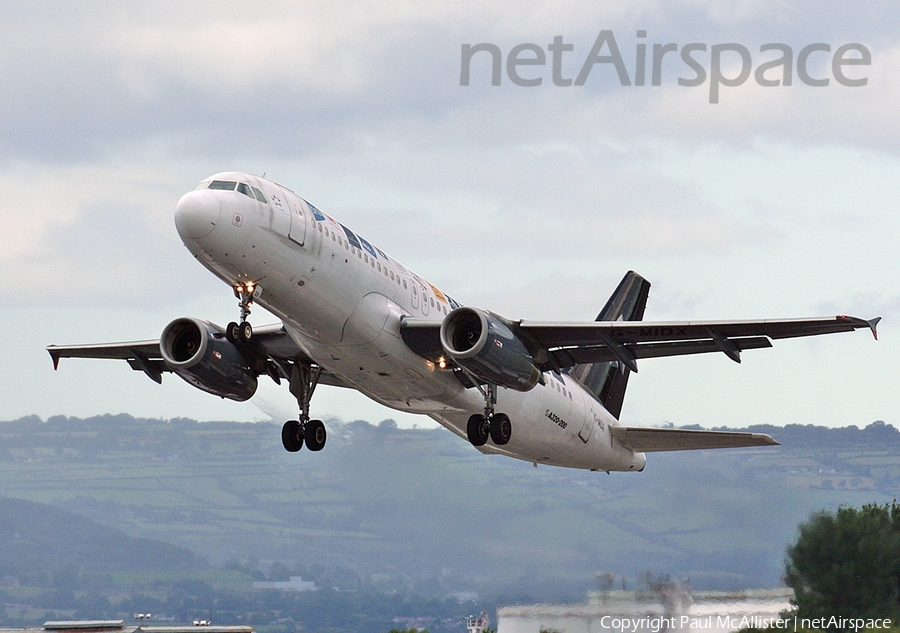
[305,419,327,451]
[467,414,489,447]
[226,322,240,344]
[239,321,253,343]
[490,412,512,446]
[282,420,303,452]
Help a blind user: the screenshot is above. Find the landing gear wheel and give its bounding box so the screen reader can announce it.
[286,363,323,455]
[305,419,326,451]
[467,414,490,447]
[490,412,512,446]
[239,321,253,342]
[226,321,240,344]
[282,420,303,452]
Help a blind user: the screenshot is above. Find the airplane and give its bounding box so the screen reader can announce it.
[47,172,881,472]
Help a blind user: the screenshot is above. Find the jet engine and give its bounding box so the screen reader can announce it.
[439,307,541,391]
[160,317,258,401]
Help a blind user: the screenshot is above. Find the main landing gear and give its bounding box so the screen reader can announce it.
[465,382,513,447]
[281,362,327,453]
[221,281,327,454]
[226,282,256,345]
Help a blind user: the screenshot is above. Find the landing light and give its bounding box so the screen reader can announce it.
[234,282,256,297]
[438,357,447,369]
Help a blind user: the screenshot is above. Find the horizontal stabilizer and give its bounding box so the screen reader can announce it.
[610,426,779,452]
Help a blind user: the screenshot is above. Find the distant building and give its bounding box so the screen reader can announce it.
[251,575,316,591]
[498,588,793,633]
[0,620,253,633]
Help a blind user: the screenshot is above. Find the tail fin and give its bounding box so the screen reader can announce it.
[568,271,650,420]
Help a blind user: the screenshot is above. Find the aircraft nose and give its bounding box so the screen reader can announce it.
[174,191,221,240]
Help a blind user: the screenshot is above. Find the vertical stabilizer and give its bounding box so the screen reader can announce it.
[568,271,650,419]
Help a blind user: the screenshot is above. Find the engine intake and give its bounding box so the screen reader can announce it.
[440,307,540,391]
[160,317,258,401]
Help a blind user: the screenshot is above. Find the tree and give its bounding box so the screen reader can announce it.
[785,502,900,625]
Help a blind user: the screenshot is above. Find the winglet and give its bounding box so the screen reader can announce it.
[48,348,60,370]
[867,317,882,340]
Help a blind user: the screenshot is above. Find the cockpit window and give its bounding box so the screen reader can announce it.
[237,183,254,199]
[192,180,211,191]
[251,186,268,203]
[208,180,237,191]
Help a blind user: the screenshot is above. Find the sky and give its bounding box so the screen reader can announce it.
[2,0,897,430]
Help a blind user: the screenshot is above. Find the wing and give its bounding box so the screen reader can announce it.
[609,426,779,452]
[401,315,880,372]
[47,323,350,388]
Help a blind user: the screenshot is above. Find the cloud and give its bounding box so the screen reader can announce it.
[2,0,898,168]
[1,162,210,308]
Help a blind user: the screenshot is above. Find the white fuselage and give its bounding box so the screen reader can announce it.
[174,172,645,472]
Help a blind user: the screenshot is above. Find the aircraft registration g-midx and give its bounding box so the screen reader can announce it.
[48,172,881,472]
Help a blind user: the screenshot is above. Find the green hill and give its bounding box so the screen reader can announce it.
[1,415,897,596]
[0,496,204,589]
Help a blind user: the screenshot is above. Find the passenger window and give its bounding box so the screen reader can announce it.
[377,263,381,272]
[208,180,237,191]
[390,271,394,280]
[251,186,268,203]
[403,280,407,289]
[430,298,434,307]
[237,183,254,198]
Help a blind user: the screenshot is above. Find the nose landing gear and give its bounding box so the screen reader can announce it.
[226,282,257,345]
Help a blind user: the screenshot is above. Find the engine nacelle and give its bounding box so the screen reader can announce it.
[440,307,541,391]
[160,317,258,401]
